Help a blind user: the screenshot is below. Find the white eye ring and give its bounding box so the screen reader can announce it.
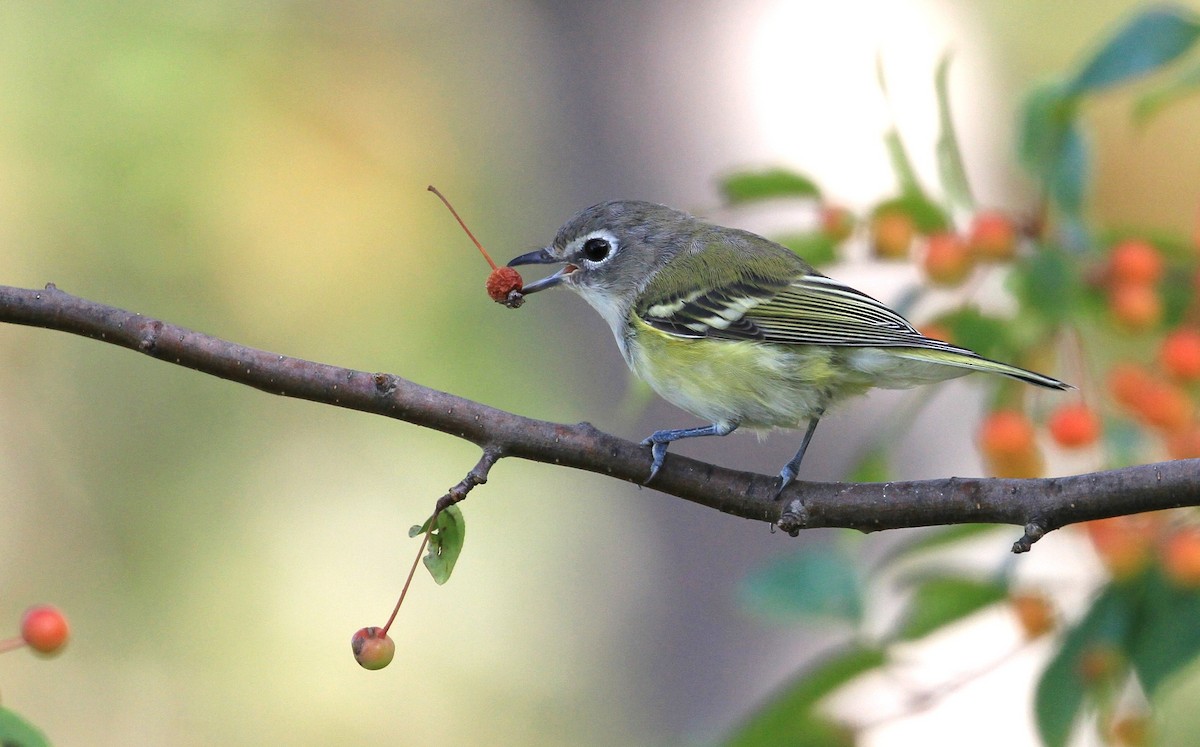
[575,230,619,265]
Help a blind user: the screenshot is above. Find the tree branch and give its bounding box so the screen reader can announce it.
[2,283,1197,551]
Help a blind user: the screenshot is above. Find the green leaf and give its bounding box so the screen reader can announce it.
[1016,82,1089,218]
[1066,5,1200,95]
[882,128,927,203]
[410,505,466,585]
[721,646,885,747]
[1007,247,1083,325]
[1126,567,1200,696]
[935,307,1016,361]
[847,448,888,483]
[934,52,974,213]
[739,544,864,624]
[876,524,1005,566]
[1134,60,1200,122]
[773,232,838,267]
[0,707,51,747]
[896,575,1009,641]
[719,168,821,204]
[873,193,950,234]
[1035,583,1136,747]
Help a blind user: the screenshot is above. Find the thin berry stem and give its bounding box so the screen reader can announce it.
[0,636,26,654]
[428,185,498,270]
[381,524,432,636]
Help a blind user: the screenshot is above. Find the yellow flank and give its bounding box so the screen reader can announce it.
[627,317,869,429]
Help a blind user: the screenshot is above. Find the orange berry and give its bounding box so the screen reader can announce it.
[1110,714,1151,747]
[919,322,954,344]
[21,605,69,655]
[979,410,1037,457]
[1166,424,1200,459]
[1135,380,1192,433]
[1108,364,1156,410]
[979,410,1043,477]
[819,204,855,243]
[870,210,915,260]
[1109,239,1164,286]
[922,232,974,286]
[1009,592,1055,639]
[1109,283,1163,331]
[1047,403,1101,448]
[1078,644,1125,684]
[1161,526,1200,588]
[1084,516,1160,579]
[1160,328,1200,381]
[967,210,1017,261]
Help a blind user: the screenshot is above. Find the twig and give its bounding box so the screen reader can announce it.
[2,283,1198,552]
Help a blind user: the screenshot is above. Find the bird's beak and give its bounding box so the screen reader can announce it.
[507,248,575,294]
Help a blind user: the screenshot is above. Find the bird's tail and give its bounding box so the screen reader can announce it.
[894,348,1072,390]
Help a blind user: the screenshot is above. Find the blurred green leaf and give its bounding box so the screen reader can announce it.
[409,505,466,585]
[1126,567,1200,695]
[1036,582,1136,747]
[847,448,889,483]
[1008,247,1082,324]
[936,307,1016,361]
[896,575,1009,641]
[0,708,50,747]
[774,232,839,267]
[873,193,950,234]
[882,128,926,203]
[1066,5,1200,95]
[1134,59,1200,121]
[877,524,1004,566]
[934,52,974,213]
[722,646,884,747]
[739,545,864,624]
[1017,82,1089,218]
[719,168,821,204]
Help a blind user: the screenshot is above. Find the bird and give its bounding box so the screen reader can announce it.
[507,200,1070,493]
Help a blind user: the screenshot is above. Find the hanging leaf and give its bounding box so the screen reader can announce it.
[1125,567,1200,696]
[1065,5,1200,95]
[895,575,1009,641]
[0,707,50,747]
[721,646,884,747]
[1133,59,1200,122]
[934,52,975,213]
[408,505,466,585]
[718,168,821,204]
[773,232,839,267]
[739,544,864,624]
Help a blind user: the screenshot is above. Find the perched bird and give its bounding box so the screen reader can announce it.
[508,201,1069,491]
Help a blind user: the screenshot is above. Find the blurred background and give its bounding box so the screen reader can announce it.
[1,1,1198,745]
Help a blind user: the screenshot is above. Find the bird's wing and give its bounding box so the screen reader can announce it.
[639,271,974,354]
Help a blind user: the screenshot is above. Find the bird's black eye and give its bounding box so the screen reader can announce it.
[581,237,612,262]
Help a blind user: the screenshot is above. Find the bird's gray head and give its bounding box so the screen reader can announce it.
[507,201,696,316]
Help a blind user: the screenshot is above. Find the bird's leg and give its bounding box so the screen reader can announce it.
[641,422,738,484]
[776,410,824,497]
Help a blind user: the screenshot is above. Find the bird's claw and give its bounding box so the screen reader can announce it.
[642,439,668,484]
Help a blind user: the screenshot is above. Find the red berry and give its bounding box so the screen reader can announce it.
[1108,364,1155,410]
[967,210,1017,261]
[1160,328,1200,381]
[351,626,395,670]
[1047,403,1102,448]
[922,232,974,286]
[1109,283,1162,331]
[819,204,855,243]
[1109,239,1163,286]
[485,266,523,303]
[21,605,69,654]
